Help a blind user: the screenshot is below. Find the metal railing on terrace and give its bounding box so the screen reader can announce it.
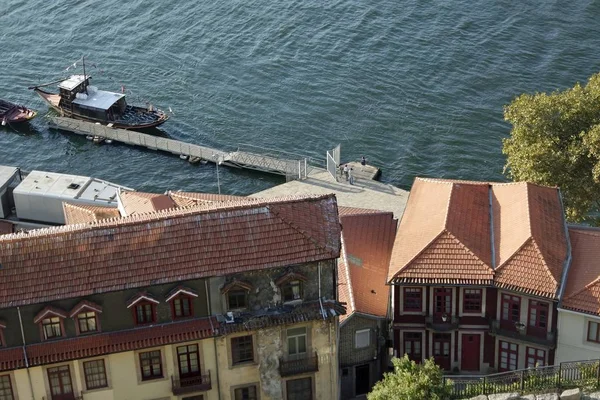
[444,359,600,399]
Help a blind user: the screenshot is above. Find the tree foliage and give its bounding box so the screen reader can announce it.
[503,72,600,223]
[367,355,451,400]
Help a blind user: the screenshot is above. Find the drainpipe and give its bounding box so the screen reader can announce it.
[318,263,326,319]
[205,280,221,400]
[17,307,35,400]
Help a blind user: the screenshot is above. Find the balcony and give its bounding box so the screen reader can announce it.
[425,315,459,332]
[171,371,212,395]
[280,352,319,377]
[489,320,556,348]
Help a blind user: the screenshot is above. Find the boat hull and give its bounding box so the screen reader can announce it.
[34,88,168,130]
[0,100,37,124]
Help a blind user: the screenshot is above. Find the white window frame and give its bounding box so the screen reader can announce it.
[355,329,371,349]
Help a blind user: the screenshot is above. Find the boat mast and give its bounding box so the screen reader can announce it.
[82,55,88,94]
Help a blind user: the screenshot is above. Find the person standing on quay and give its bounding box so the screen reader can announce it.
[343,164,349,181]
[361,156,366,171]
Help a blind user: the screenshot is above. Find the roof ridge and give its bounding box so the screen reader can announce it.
[529,239,559,286]
[525,183,534,239]
[340,235,356,314]
[0,194,335,242]
[446,231,494,271]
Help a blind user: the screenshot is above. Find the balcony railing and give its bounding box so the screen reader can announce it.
[280,352,319,377]
[171,371,212,395]
[425,315,459,332]
[489,319,556,348]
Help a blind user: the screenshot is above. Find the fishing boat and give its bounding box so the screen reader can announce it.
[30,58,169,130]
[0,99,37,126]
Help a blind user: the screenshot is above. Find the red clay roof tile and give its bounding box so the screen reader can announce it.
[338,212,397,322]
[0,195,341,309]
[562,228,600,315]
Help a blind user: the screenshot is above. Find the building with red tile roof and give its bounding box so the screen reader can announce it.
[337,209,397,399]
[390,177,570,374]
[0,193,344,400]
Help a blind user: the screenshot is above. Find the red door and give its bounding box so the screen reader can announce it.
[527,300,549,338]
[47,366,75,400]
[403,332,422,363]
[433,333,451,371]
[461,334,481,371]
[501,294,521,331]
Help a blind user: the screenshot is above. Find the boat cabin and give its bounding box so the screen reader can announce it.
[58,75,127,121]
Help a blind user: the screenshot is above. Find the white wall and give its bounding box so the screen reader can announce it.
[556,309,600,363]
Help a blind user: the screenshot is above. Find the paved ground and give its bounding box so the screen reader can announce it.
[252,169,409,219]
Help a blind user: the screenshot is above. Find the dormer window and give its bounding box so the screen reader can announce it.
[165,286,199,320]
[34,306,67,341]
[275,271,307,303]
[69,300,103,335]
[126,292,159,325]
[221,280,253,311]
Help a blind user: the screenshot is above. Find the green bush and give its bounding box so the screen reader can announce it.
[368,355,452,400]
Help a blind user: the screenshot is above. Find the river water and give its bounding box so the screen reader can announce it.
[1,0,599,194]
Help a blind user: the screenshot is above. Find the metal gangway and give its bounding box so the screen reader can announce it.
[47,117,323,180]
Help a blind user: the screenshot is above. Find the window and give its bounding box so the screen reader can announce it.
[501,294,521,330]
[172,296,193,319]
[42,317,62,339]
[462,289,482,313]
[403,288,422,312]
[139,350,163,380]
[0,375,13,400]
[83,359,108,390]
[228,289,248,310]
[355,329,370,349]
[282,280,303,302]
[287,327,307,358]
[403,332,422,363]
[286,377,312,400]
[77,311,98,334]
[526,347,546,368]
[588,321,600,343]
[231,335,254,365]
[499,341,518,371]
[432,333,451,370]
[434,288,452,317]
[47,365,73,398]
[134,302,156,325]
[177,344,200,378]
[234,385,258,400]
[528,300,549,337]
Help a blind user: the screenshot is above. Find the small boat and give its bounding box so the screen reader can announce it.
[0,99,37,125]
[30,57,168,130]
[92,136,105,144]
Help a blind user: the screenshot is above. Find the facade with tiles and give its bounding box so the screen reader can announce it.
[0,194,344,400]
[388,178,570,374]
[336,209,397,399]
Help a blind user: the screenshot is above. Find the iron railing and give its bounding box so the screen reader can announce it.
[280,351,319,377]
[489,319,557,348]
[444,359,600,399]
[425,315,459,332]
[171,371,212,395]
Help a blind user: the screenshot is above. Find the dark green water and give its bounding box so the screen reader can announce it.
[1,0,599,194]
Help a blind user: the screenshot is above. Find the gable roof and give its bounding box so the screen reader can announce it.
[339,211,397,323]
[119,191,177,216]
[388,179,494,285]
[167,191,245,207]
[561,227,600,315]
[388,178,568,299]
[0,194,341,309]
[63,203,121,225]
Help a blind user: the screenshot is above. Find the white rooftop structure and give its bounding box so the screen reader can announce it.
[13,170,133,224]
[58,75,90,91]
[72,89,125,111]
[0,166,18,193]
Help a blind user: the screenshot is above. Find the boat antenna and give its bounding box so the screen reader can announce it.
[82,55,88,94]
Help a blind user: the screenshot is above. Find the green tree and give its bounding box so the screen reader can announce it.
[503,72,600,223]
[367,355,451,400]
